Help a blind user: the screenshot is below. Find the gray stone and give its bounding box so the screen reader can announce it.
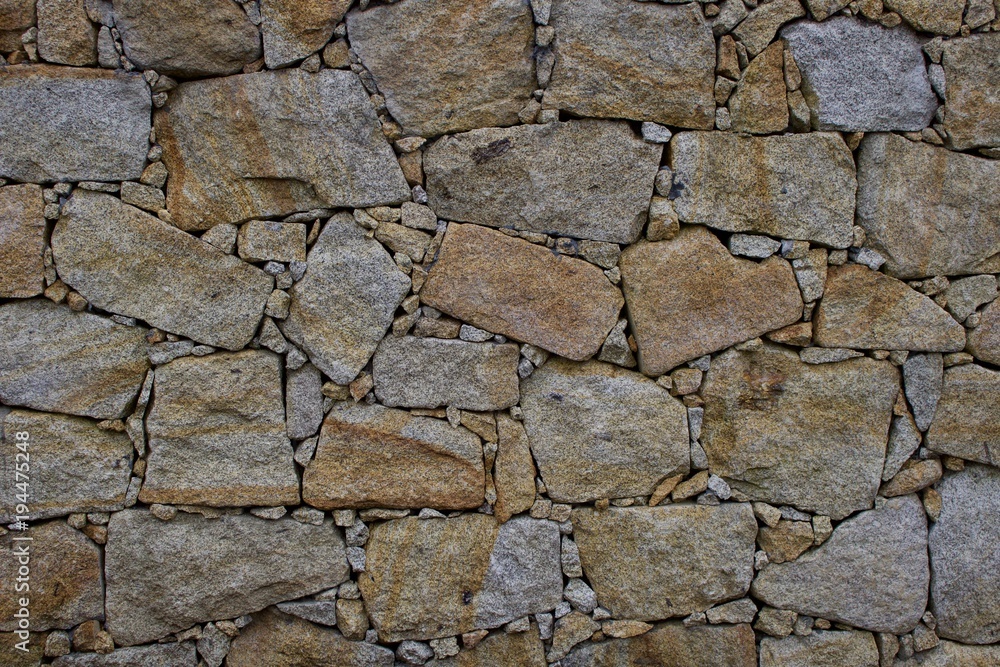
[903,353,943,432]
[0,65,149,183]
[925,364,1000,466]
[286,362,323,440]
[882,413,922,482]
[941,33,1000,151]
[260,0,351,68]
[706,598,758,625]
[0,300,149,420]
[425,120,661,245]
[759,631,879,667]
[968,298,1000,366]
[520,359,689,503]
[275,600,338,627]
[156,69,409,231]
[752,495,929,634]
[942,274,997,322]
[237,220,306,264]
[37,0,97,66]
[53,191,273,351]
[571,504,757,621]
[561,623,756,667]
[729,233,782,259]
[670,132,856,249]
[51,643,197,666]
[892,640,1000,667]
[279,213,409,385]
[105,510,349,646]
[542,0,715,129]
[372,336,520,411]
[780,17,937,132]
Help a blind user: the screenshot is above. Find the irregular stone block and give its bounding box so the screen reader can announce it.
[562,622,755,667]
[421,224,623,361]
[542,0,715,129]
[702,344,898,520]
[105,510,349,646]
[571,504,757,621]
[493,414,537,523]
[141,351,298,507]
[883,0,964,35]
[346,0,535,137]
[941,33,1000,151]
[752,495,929,634]
[0,300,149,420]
[0,0,36,51]
[670,132,856,248]
[156,69,410,231]
[260,0,351,69]
[903,352,943,432]
[51,643,197,667]
[781,17,937,132]
[968,299,1000,366]
[36,0,96,66]
[729,41,788,135]
[925,364,1000,466]
[302,402,485,510]
[520,359,689,503]
[0,66,149,183]
[731,0,805,57]
[360,515,562,641]
[620,227,802,376]
[760,630,879,667]
[892,640,1000,667]
[237,220,306,264]
[52,191,273,350]
[424,120,661,245]
[433,626,546,667]
[285,362,323,440]
[0,184,45,298]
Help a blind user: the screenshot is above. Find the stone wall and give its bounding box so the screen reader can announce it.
[1,0,999,665]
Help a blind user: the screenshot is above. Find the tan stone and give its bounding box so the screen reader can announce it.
[548,612,599,662]
[51,643,198,666]
[732,0,806,57]
[968,299,1000,365]
[0,0,36,51]
[421,224,623,361]
[601,620,654,639]
[302,402,484,510]
[814,265,966,352]
[562,623,756,667]
[260,0,351,68]
[729,41,788,134]
[893,641,1000,667]
[758,520,814,564]
[542,0,715,129]
[672,470,710,502]
[941,34,1000,151]
[346,0,535,137]
[882,459,943,497]
[434,627,546,667]
[767,322,813,347]
[760,631,879,667]
[883,0,963,34]
[620,227,802,375]
[493,414,538,523]
[0,184,45,298]
[36,0,96,66]
[649,474,685,506]
[925,364,1000,466]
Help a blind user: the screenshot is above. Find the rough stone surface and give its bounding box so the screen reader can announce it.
[752,495,929,634]
[620,227,802,375]
[0,0,35,51]
[670,132,856,248]
[424,120,661,245]
[360,515,562,642]
[346,0,535,137]
[156,69,410,231]
[856,133,1000,278]
[0,66,149,183]
[493,414,538,523]
[903,353,943,432]
[36,0,96,66]
[893,641,1000,667]
[260,0,351,68]
[0,184,46,298]
[105,510,349,646]
[520,359,689,503]
[925,365,1000,465]
[542,0,715,129]
[431,626,546,667]
[729,41,788,135]
[51,643,197,667]
[780,17,937,132]
[759,631,879,667]
[968,299,1000,365]
[53,191,273,350]
[421,224,624,361]
[732,0,806,57]
[571,504,757,621]
[0,300,149,420]
[941,34,1000,151]
[562,623,756,667]
[702,344,898,520]
[943,275,997,323]
[285,362,323,440]
[883,0,964,35]
[280,213,409,384]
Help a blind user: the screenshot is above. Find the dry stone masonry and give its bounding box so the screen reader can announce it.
[0,0,998,665]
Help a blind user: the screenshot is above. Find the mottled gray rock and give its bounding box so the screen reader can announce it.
[360,515,562,641]
[941,33,1000,151]
[571,504,757,620]
[542,0,715,129]
[494,414,538,523]
[275,600,337,627]
[728,233,782,259]
[856,133,1000,278]
[968,298,1000,366]
[520,359,689,503]
[670,132,856,249]
[759,631,879,667]
[237,220,306,264]
[752,495,929,634]
[279,213,408,385]
[702,344,898,520]
[0,300,149,419]
[285,362,323,440]
[882,413,922,482]
[0,66,149,183]
[425,120,661,245]
[0,184,45,298]
[53,191,273,350]
[37,0,97,66]
[156,69,409,231]
[893,640,1000,667]
[141,350,298,507]
[706,598,758,625]
[260,0,351,68]
[430,626,546,667]
[112,0,262,77]
[52,643,197,667]
[942,274,997,322]
[903,353,943,432]
[0,409,132,523]
[562,623,756,667]
[781,17,937,132]
[105,510,349,646]
[925,364,1000,466]
[346,0,535,137]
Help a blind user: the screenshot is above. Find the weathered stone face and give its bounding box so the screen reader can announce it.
[0,300,149,420]
[105,510,349,646]
[260,0,351,69]
[702,344,898,520]
[360,515,562,642]
[893,641,1000,667]
[493,414,537,524]
[883,0,964,35]
[670,132,856,248]
[520,359,689,503]
[51,642,198,667]
[425,121,661,245]
[0,66,149,183]
[432,627,547,667]
[856,133,1000,278]
[728,41,788,135]
[925,364,1000,466]
[0,184,45,298]
[968,299,1000,366]
[941,33,1000,151]
[346,0,535,137]
[561,623,756,667]
[155,69,409,231]
[112,0,262,78]
[302,402,485,510]
[36,0,97,66]
[759,631,879,667]
[52,191,273,350]
[542,0,715,129]
[142,351,298,507]
[420,224,624,361]
[0,0,36,51]
[620,227,802,376]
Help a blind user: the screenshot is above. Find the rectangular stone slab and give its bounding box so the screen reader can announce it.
[941,33,1000,150]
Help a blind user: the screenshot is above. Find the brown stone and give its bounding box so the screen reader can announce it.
[758,520,815,564]
[561,623,757,667]
[620,226,802,375]
[434,626,546,667]
[493,414,538,523]
[0,184,45,298]
[925,363,1000,466]
[941,33,1000,151]
[260,0,351,68]
[767,322,813,347]
[0,0,36,51]
[883,0,964,34]
[881,459,943,497]
[421,223,624,361]
[968,299,1000,366]
[729,41,788,134]
[36,0,96,66]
